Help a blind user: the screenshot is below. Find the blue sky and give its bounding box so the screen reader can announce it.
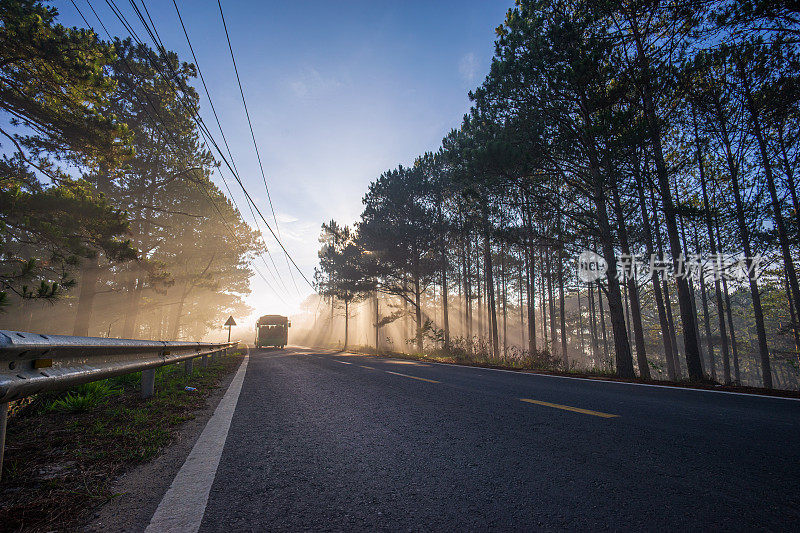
[59,0,515,318]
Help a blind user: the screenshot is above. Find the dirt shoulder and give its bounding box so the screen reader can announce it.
[0,352,245,533]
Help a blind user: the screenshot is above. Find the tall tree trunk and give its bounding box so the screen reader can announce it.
[694,112,732,384]
[524,207,537,353]
[403,278,410,349]
[647,180,680,380]
[528,246,537,354]
[155,304,164,340]
[540,249,549,350]
[344,299,349,349]
[624,281,632,346]
[694,225,716,381]
[501,246,508,358]
[169,290,187,340]
[663,279,680,377]
[22,301,34,332]
[598,281,610,366]
[442,254,450,351]
[519,249,526,351]
[583,122,634,377]
[785,268,800,364]
[588,280,600,366]
[484,228,499,359]
[73,256,100,337]
[739,61,800,341]
[456,238,467,337]
[436,194,450,349]
[476,236,483,342]
[680,208,706,376]
[636,162,676,381]
[375,292,380,353]
[414,271,422,353]
[557,248,568,367]
[777,122,800,230]
[122,275,142,339]
[716,214,742,384]
[630,19,702,381]
[527,247,537,354]
[465,236,473,351]
[577,285,586,361]
[547,251,558,358]
[713,94,772,388]
[330,296,335,343]
[611,176,650,378]
[721,275,741,384]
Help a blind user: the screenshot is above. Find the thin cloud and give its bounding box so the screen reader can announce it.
[458,52,479,83]
[276,212,299,224]
[288,67,343,98]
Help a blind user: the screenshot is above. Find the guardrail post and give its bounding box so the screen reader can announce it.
[184,358,193,375]
[0,402,8,482]
[201,354,208,368]
[141,369,156,399]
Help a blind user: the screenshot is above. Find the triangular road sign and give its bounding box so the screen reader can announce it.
[224,315,236,326]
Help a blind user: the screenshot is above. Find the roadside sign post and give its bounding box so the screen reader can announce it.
[225,315,236,343]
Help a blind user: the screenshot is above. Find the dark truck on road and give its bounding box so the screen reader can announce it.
[255,315,290,348]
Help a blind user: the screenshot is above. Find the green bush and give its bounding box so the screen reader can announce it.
[48,380,121,412]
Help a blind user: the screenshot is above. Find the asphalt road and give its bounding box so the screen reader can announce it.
[196,347,800,531]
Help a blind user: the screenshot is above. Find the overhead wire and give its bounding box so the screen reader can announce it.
[103,0,314,290]
[100,0,295,297]
[164,0,293,297]
[215,0,302,296]
[72,0,291,305]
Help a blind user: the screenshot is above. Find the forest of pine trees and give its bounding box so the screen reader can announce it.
[311,0,800,390]
[0,1,261,340]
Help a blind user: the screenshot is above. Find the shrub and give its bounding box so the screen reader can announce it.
[47,380,120,412]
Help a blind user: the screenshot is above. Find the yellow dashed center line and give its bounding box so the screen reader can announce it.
[520,398,619,418]
[329,357,614,412]
[384,370,440,383]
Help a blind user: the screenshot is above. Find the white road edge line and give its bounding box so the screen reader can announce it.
[304,347,800,402]
[146,346,250,533]
[419,359,800,402]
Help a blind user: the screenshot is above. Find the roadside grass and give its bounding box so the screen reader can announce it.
[0,352,244,533]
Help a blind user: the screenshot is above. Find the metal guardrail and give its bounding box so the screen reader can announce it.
[0,330,239,481]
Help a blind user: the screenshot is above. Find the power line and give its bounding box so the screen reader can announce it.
[166,0,293,297]
[72,0,291,305]
[216,0,302,295]
[104,0,314,290]
[134,0,300,294]
[97,0,297,296]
